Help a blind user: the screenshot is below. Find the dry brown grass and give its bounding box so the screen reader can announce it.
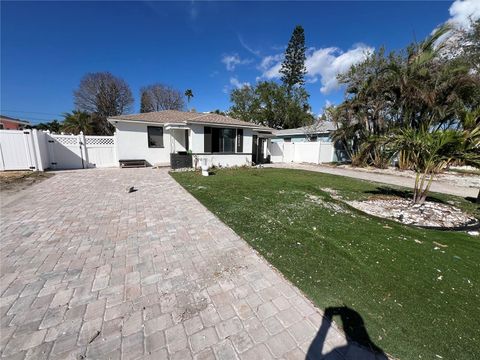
[0,171,53,192]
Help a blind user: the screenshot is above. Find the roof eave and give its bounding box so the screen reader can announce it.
[108,117,273,132]
[185,120,271,131]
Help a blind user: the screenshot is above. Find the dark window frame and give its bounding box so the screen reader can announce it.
[147,126,164,148]
[204,126,244,154]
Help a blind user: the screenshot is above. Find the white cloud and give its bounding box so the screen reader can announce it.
[259,44,373,94]
[230,77,250,89]
[221,54,252,71]
[448,0,480,29]
[238,34,261,57]
[259,54,283,71]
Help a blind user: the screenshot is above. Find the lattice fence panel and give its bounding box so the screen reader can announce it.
[85,136,115,146]
[52,135,78,146]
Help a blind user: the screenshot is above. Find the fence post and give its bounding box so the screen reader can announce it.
[317,142,321,164]
[79,132,88,168]
[31,129,44,171]
[113,131,119,166]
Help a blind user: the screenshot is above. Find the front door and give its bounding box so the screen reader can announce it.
[258,138,265,164]
[252,135,258,164]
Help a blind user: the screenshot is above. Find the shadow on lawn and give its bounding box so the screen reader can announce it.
[306,306,387,360]
[365,186,446,204]
[465,196,480,206]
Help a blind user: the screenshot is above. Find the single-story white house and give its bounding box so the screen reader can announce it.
[108,110,274,168]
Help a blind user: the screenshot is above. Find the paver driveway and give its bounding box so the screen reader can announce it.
[0,168,382,359]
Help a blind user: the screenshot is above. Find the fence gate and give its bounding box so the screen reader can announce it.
[0,130,37,171]
[0,131,117,171]
[47,134,85,170]
[84,136,117,168]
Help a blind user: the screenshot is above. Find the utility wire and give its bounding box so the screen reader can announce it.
[1,109,63,117]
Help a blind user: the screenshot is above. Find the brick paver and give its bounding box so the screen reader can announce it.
[0,168,386,359]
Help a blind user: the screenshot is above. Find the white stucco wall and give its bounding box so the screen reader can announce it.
[189,124,205,153]
[195,154,252,168]
[114,121,171,166]
[243,128,253,154]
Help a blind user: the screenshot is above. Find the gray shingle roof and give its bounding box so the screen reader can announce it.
[109,110,271,130]
[274,121,336,136]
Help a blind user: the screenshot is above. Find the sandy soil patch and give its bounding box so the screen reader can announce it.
[0,171,53,197]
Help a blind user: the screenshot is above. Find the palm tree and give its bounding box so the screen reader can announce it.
[185,89,194,110]
[388,119,480,204]
[61,110,94,135]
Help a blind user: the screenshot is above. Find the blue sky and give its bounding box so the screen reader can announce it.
[1,1,476,124]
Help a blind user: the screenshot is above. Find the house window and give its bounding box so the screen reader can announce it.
[204,127,238,153]
[147,126,164,148]
[284,138,291,142]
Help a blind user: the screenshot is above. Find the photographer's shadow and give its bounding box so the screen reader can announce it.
[306,306,388,359]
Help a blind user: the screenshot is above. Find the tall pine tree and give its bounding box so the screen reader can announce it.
[280,26,307,91]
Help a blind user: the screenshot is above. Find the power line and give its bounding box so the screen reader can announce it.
[1,109,63,116]
[2,115,62,123]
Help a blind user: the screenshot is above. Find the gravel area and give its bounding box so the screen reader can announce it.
[348,198,479,229]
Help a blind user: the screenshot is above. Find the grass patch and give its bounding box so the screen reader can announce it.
[171,167,480,360]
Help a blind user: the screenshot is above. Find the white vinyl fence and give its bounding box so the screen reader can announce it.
[270,141,335,165]
[0,129,117,171]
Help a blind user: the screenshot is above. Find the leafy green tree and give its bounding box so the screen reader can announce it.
[446,19,480,73]
[210,109,226,115]
[229,81,313,129]
[229,86,257,122]
[61,111,94,135]
[331,24,480,168]
[33,120,62,133]
[280,25,307,91]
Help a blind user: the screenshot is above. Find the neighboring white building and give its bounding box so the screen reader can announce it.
[270,122,349,162]
[108,111,273,168]
[271,121,336,143]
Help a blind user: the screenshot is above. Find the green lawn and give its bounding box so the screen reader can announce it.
[171,168,480,360]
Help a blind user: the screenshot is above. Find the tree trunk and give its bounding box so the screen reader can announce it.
[413,171,434,205]
[418,174,435,205]
[477,189,480,204]
[413,172,421,203]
